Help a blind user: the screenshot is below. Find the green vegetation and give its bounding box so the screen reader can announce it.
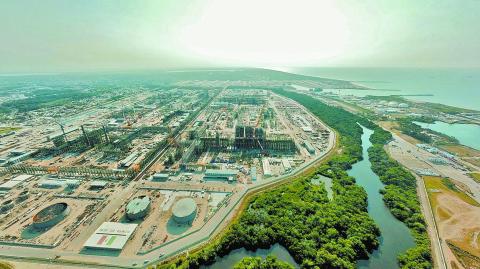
[441,178,458,192]
[0,261,14,269]
[158,90,382,269]
[422,102,477,115]
[233,255,293,269]
[275,89,432,268]
[396,118,458,145]
[157,89,431,269]
[424,176,480,208]
[397,118,432,143]
[0,127,20,135]
[159,159,379,268]
[367,128,432,268]
[468,172,480,183]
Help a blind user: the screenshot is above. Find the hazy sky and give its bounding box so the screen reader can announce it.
[1,0,479,72]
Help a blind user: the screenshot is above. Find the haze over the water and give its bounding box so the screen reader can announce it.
[1,0,480,73]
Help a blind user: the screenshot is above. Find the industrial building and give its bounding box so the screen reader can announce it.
[199,126,296,153]
[83,222,138,250]
[303,141,316,154]
[38,178,81,189]
[32,202,70,230]
[204,169,238,181]
[172,198,197,224]
[126,196,151,220]
[0,174,34,191]
[282,159,292,172]
[262,159,272,177]
[89,180,108,190]
[152,173,169,182]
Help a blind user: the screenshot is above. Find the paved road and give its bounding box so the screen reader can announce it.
[0,92,336,269]
[388,133,450,269]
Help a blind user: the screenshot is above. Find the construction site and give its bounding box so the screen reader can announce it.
[0,86,333,267]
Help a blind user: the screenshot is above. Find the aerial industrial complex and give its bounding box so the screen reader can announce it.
[0,76,334,268]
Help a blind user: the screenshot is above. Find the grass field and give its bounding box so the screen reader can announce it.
[468,173,480,183]
[0,261,14,269]
[440,144,480,158]
[0,127,20,135]
[424,176,480,207]
[465,158,480,168]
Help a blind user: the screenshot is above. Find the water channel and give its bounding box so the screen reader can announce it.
[205,126,415,268]
[353,126,415,268]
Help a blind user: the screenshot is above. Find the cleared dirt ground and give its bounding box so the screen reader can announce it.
[425,176,480,269]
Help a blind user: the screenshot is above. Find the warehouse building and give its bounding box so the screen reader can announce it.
[89,180,108,190]
[0,174,34,191]
[83,222,138,250]
[152,173,169,182]
[204,169,238,182]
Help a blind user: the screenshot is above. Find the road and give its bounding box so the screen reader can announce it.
[0,92,336,269]
[387,133,452,269]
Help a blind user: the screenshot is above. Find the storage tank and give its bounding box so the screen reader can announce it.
[32,202,70,229]
[126,196,151,220]
[0,199,14,213]
[172,198,197,224]
[16,190,29,202]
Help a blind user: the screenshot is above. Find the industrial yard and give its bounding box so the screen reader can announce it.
[0,78,334,267]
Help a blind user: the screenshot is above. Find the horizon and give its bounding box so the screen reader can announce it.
[1,0,480,73]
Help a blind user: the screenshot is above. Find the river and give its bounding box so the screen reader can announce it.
[205,126,415,268]
[202,243,299,269]
[352,126,415,268]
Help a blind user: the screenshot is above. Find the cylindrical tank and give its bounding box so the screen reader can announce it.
[16,190,29,202]
[0,199,14,213]
[126,196,151,221]
[172,198,197,224]
[32,202,70,229]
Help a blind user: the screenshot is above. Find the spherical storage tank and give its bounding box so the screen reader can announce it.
[126,196,151,221]
[32,202,70,229]
[172,198,197,224]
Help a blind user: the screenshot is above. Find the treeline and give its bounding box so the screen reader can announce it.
[397,118,458,144]
[233,255,294,269]
[157,90,382,268]
[159,158,380,269]
[156,89,431,269]
[397,119,432,143]
[274,89,432,268]
[367,138,432,268]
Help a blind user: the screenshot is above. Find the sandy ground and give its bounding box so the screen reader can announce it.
[387,132,480,269]
[430,189,480,269]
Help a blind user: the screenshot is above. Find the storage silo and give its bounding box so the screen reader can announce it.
[126,196,151,221]
[172,198,197,224]
[32,202,70,229]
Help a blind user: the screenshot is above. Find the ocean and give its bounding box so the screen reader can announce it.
[285,67,480,111]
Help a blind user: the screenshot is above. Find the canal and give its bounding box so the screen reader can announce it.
[204,126,415,268]
[353,126,415,269]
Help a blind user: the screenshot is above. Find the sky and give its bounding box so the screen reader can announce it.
[1,0,479,73]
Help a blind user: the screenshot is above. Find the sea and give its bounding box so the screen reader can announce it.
[284,67,480,111]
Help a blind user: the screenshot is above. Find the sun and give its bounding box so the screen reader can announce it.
[177,0,350,66]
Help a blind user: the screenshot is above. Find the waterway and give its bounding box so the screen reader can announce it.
[285,67,480,111]
[204,126,415,268]
[202,243,299,269]
[414,121,480,151]
[352,126,415,269]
